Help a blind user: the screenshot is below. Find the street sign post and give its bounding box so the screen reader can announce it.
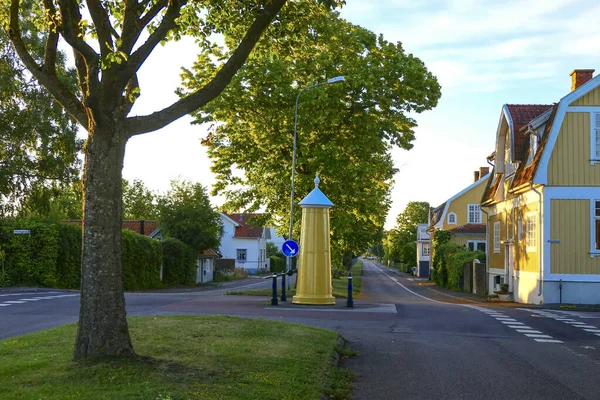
[281,240,299,258]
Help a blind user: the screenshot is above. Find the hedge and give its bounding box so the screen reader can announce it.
[0,218,166,290]
[431,229,485,290]
[161,237,196,286]
[269,254,286,273]
[122,229,162,290]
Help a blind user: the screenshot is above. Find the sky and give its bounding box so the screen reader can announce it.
[122,0,600,229]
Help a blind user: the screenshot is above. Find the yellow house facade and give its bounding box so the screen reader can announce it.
[429,169,490,250]
[481,69,600,305]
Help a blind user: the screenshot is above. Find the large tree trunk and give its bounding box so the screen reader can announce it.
[73,120,134,359]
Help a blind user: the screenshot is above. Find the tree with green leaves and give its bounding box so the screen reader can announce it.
[1,0,342,359]
[0,30,81,216]
[158,179,221,255]
[180,1,440,268]
[386,201,431,266]
[122,179,158,220]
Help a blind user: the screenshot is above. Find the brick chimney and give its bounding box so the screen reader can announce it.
[479,167,490,178]
[570,69,595,91]
[473,171,480,182]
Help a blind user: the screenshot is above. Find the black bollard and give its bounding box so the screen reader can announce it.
[347,272,353,308]
[281,272,287,302]
[271,273,278,306]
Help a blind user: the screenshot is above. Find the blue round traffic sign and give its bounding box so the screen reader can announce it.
[282,240,299,257]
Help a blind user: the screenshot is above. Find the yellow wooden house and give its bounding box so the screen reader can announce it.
[428,168,490,250]
[481,69,600,304]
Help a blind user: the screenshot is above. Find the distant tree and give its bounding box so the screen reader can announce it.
[158,180,222,256]
[0,31,81,216]
[18,180,82,220]
[182,1,440,268]
[386,201,431,263]
[122,179,158,220]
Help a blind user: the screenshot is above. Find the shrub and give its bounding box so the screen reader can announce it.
[122,229,162,290]
[269,254,286,273]
[55,223,82,288]
[161,238,196,286]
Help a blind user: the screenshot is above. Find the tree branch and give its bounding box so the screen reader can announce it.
[5,0,88,128]
[114,0,181,98]
[41,0,59,73]
[121,0,168,55]
[85,0,114,57]
[126,0,288,136]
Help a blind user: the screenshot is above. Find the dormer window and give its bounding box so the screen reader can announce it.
[448,212,457,225]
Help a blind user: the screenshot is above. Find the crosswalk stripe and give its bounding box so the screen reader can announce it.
[534,339,563,343]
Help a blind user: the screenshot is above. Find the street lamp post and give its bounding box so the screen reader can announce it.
[283,76,345,298]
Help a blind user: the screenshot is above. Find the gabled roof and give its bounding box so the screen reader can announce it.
[431,173,490,230]
[481,172,503,206]
[510,104,559,193]
[427,202,446,231]
[505,104,553,162]
[224,213,264,239]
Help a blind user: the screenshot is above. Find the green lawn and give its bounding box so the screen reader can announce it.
[0,316,354,400]
[227,260,364,299]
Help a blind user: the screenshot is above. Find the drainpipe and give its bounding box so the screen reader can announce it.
[481,207,490,296]
[530,182,543,297]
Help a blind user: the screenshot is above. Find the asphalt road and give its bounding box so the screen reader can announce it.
[2,260,600,399]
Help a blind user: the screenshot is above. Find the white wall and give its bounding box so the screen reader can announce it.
[219,215,267,273]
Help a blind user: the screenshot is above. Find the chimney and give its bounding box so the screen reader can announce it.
[570,69,595,91]
[479,167,489,178]
[473,171,480,182]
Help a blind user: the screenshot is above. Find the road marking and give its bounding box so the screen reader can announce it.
[501,321,524,325]
[517,329,542,334]
[19,298,42,301]
[369,263,448,304]
[407,278,414,281]
[3,301,26,304]
[0,304,10,307]
[496,318,517,322]
[535,339,564,343]
[0,292,60,297]
[583,329,600,333]
[525,334,553,338]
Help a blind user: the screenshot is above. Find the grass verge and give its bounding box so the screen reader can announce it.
[0,316,354,400]
[227,260,364,299]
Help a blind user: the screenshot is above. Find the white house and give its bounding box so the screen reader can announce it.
[219,213,268,274]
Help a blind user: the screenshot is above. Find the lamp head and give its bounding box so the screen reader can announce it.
[326,76,345,84]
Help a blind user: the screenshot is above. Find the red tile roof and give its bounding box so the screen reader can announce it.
[225,213,265,239]
[506,104,553,162]
[64,219,159,236]
[511,104,559,192]
[448,224,487,234]
[200,249,219,258]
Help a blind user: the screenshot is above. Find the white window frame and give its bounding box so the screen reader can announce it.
[422,243,430,256]
[467,240,486,252]
[493,221,500,254]
[468,204,482,224]
[593,112,600,164]
[526,212,537,252]
[447,212,457,225]
[236,248,247,262]
[593,200,600,253]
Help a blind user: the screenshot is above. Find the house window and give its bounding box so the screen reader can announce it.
[595,113,600,160]
[467,241,486,252]
[493,221,500,253]
[468,204,482,224]
[422,243,430,256]
[595,201,600,251]
[448,212,457,225]
[236,249,247,262]
[526,213,537,251]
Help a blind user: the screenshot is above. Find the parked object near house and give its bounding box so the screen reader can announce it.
[481,69,600,305]
[219,213,268,274]
[197,249,217,283]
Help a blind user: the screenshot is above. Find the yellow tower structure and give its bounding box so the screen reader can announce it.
[293,173,335,305]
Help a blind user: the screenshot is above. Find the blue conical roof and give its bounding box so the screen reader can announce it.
[299,173,334,208]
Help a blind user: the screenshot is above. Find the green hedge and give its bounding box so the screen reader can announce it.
[122,229,162,290]
[0,218,168,290]
[161,237,196,286]
[269,254,286,273]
